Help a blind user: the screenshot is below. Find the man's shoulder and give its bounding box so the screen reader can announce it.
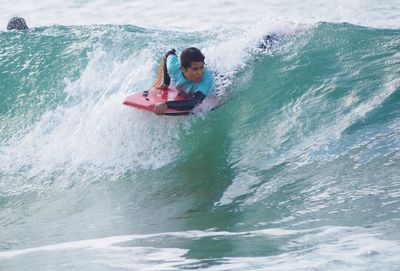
[197,68,214,96]
[203,67,214,83]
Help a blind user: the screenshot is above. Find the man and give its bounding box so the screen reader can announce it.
[153,47,214,115]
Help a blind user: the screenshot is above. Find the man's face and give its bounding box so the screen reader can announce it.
[181,61,205,82]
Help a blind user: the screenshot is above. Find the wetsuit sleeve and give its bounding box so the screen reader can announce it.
[166,91,206,111]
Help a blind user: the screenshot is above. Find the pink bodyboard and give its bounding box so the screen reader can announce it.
[123,87,219,115]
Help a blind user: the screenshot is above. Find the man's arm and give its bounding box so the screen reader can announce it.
[166,91,206,110]
[154,91,206,115]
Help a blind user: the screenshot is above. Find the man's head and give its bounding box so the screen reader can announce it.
[180,47,205,82]
[7,17,29,30]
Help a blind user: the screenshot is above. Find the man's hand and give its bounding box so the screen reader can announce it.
[154,102,168,115]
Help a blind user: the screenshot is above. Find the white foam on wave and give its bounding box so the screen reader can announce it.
[0,45,185,195]
[1,225,399,270]
[0,227,308,259]
[0,20,300,196]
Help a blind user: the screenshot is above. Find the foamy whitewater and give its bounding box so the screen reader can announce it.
[1,0,400,270]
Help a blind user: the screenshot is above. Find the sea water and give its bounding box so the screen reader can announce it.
[1,0,400,270]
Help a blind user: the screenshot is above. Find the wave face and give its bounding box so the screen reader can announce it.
[1,22,400,270]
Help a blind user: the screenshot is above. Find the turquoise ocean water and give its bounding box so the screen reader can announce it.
[1,1,400,270]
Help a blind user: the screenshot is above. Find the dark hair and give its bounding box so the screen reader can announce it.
[180,47,205,69]
[7,17,28,30]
